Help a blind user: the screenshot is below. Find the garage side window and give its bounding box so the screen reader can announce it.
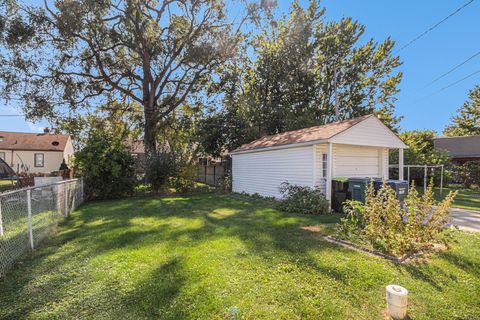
[0,152,5,161]
[34,153,44,167]
[322,153,327,177]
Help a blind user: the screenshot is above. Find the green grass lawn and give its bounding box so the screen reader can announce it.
[416,186,480,211]
[0,193,479,319]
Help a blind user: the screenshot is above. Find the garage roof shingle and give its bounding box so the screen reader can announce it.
[232,114,374,153]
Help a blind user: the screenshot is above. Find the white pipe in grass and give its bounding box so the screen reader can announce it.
[386,285,408,319]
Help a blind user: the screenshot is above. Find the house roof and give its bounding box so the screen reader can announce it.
[232,115,379,153]
[433,135,480,158]
[0,131,70,152]
[125,138,145,154]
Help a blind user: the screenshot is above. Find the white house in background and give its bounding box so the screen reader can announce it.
[0,129,74,174]
[230,114,408,204]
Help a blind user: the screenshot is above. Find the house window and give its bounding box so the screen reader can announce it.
[34,153,44,167]
[0,152,5,161]
[322,153,328,177]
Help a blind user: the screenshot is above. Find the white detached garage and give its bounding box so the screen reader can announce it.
[230,115,407,203]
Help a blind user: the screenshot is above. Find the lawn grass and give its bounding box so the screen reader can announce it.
[0,193,479,319]
[416,186,480,211]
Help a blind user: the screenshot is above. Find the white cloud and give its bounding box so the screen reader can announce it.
[26,121,44,133]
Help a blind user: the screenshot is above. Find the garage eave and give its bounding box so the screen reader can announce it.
[229,139,329,155]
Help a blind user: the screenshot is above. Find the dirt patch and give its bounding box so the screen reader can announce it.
[324,236,446,264]
[301,225,323,232]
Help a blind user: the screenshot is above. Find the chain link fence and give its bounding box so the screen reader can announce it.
[0,178,84,277]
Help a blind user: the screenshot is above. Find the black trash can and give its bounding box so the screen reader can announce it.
[332,191,347,212]
[331,178,349,212]
[332,178,349,193]
[373,179,409,202]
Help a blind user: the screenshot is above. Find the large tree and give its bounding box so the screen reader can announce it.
[197,0,403,156]
[444,85,480,137]
[0,0,268,184]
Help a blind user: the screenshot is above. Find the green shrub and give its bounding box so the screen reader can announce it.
[278,182,330,215]
[168,163,197,193]
[146,151,197,192]
[134,183,153,195]
[216,171,232,193]
[337,200,365,239]
[455,161,480,189]
[338,181,457,257]
[146,152,178,191]
[74,134,135,200]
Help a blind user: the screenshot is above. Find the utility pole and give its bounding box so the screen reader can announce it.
[334,64,339,122]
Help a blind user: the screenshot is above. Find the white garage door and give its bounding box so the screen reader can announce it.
[334,145,381,177]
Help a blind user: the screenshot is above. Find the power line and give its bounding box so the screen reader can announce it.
[438,68,480,91]
[0,114,23,117]
[408,68,480,104]
[424,50,480,87]
[395,0,476,53]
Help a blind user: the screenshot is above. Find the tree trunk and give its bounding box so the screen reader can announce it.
[144,101,158,189]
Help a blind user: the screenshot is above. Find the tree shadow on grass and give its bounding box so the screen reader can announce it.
[0,227,167,319]
[0,193,391,318]
[394,262,455,292]
[98,256,191,320]
[437,251,480,278]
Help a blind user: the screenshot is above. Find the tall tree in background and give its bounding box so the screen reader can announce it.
[197,0,403,156]
[444,85,480,137]
[390,130,450,166]
[0,0,269,185]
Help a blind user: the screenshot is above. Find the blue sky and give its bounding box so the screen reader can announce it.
[1,0,479,134]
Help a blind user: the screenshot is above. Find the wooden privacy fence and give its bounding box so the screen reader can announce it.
[197,164,225,186]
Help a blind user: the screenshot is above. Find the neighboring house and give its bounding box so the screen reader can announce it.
[0,129,74,174]
[230,114,407,203]
[433,135,480,164]
[125,138,146,174]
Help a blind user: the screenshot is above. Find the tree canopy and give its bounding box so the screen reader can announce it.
[197,0,403,156]
[0,0,404,162]
[0,0,269,184]
[390,130,449,166]
[444,85,480,137]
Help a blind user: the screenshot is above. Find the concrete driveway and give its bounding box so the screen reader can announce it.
[450,207,480,232]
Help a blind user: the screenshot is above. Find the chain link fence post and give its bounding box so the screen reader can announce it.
[27,189,34,250]
[64,182,68,218]
[0,198,3,237]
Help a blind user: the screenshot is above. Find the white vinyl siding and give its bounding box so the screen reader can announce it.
[232,146,313,198]
[331,116,406,148]
[333,144,382,178]
[231,116,405,199]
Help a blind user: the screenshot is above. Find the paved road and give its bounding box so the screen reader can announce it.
[450,208,480,232]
